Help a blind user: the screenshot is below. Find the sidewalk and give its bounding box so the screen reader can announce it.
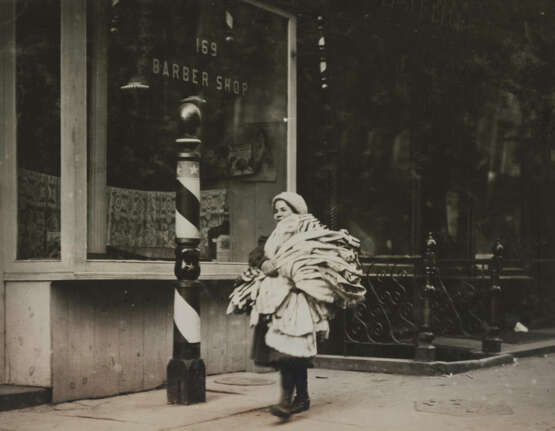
[0,372,281,431]
[1,354,555,430]
[1,330,555,430]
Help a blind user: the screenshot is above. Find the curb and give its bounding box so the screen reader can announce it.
[314,353,514,376]
[314,341,555,376]
[506,343,555,358]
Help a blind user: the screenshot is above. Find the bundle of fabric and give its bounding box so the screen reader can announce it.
[227,213,366,358]
[227,267,264,312]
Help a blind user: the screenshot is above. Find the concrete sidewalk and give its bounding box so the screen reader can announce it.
[0,372,280,431]
[2,329,555,430]
[0,370,286,431]
[1,354,555,431]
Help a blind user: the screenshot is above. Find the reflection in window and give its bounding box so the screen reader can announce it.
[87,0,289,261]
[300,2,552,260]
[16,0,61,259]
[473,90,523,258]
[341,129,413,257]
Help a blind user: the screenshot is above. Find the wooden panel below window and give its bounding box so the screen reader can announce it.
[5,282,52,387]
[201,280,250,375]
[51,281,173,403]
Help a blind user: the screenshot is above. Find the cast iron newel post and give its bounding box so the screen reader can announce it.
[415,232,437,361]
[482,240,504,353]
[167,96,206,405]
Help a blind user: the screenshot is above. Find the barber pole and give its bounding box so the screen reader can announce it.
[167,96,206,405]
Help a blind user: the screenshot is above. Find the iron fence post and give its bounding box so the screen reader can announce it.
[482,240,504,353]
[415,232,437,361]
[167,96,206,405]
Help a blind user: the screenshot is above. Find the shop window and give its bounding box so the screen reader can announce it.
[87,0,290,261]
[340,128,413,257]
[300,2,552,260]
[472,92,524,259]
[16,0,61,259]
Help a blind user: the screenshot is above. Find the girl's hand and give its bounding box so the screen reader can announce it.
[261,259,278,277]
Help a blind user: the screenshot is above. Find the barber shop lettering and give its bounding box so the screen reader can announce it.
[152,58,248,96]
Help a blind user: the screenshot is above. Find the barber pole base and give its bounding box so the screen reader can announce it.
[167,358,206,404]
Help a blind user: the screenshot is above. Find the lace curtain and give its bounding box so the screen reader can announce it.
[18,169,61,259]
[106,186,228,259]
[17,169,228,260]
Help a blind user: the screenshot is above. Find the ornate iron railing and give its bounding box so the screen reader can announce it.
[343,236,514,358]
[346,258,418,345]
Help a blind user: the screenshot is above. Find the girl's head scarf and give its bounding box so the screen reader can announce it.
[271,192,308,215]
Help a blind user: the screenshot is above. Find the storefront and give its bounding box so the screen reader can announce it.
[2,0,554,404]
[0,0,297,402]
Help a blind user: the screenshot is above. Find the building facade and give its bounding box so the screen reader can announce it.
[0,0,299,402]
[1,0,555,403]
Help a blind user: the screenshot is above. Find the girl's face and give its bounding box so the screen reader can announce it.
[273,200,294,222]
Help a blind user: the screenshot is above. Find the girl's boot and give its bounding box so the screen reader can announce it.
[290,362,310,414]
[270,365,294,418]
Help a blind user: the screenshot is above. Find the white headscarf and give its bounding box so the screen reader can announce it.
[271,191,308,215]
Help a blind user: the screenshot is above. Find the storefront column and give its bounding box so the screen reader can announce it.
[87,0,109,255]
[0,0,15,384]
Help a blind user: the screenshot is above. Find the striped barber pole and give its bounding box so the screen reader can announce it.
[176,143,200,241]
[174,138,201,353]
[167,96,206,405]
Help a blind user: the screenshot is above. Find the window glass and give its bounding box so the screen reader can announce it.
[300,1,554,260]
[87,0,289,261]
[16,0,61,259]
[342,129,413,257]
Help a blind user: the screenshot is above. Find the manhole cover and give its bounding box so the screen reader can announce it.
[214,376,275,386]
[415,399,513,416]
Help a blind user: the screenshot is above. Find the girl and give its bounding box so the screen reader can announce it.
[228,192,365,418]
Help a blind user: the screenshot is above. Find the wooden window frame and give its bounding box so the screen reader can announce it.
[1,0,297,281]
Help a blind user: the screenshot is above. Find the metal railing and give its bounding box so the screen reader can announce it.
[345,235,512,360]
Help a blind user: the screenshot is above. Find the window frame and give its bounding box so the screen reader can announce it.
[1,0,297,281]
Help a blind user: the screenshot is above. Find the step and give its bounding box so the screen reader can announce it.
[0,385,51,412]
